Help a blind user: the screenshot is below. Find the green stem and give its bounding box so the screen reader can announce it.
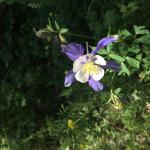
[107,72,116,87]
[23,128,48,143]
[52,30,96,40]
[108,26,111,36]
[74,100,97,124]
[86,41,89,54]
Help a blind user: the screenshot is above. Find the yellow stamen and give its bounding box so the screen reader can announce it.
[82,62,99,75]
[79,144,86,149]
[67,119,75,129]
[112,101,123,111]
[108,90,123,111]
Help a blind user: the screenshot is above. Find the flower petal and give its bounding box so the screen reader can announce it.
[73,55,87,73]
[92,36,118,55]
[93,55,106,66]
[64,70,75,87]
[91,68,104,81]
[61,43,84,61]
[88,78,104,91]
[75,70,89,83]
[104,61,121,71]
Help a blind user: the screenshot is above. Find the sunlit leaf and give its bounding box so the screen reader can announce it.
[121,62,130,76]
[126,56,140,68]
[109,54,125,62]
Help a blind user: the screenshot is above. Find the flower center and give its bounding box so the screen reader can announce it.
[82,62,99,75]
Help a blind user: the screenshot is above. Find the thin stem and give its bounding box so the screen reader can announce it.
[74,100,96,124]
[108,26,111,36]
[66,32,96,40]
[52,30,97,40]
[107,72,116,87]
[23,128,48,143]
[88,0,95,11]
[74,111,88,124]
[86,41,89,54]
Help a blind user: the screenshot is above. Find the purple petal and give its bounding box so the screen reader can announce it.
[88,78,104,92]
[61,43,84,61]
[92,36,118,55]
[64,70,75,87]
[104,61,121,71]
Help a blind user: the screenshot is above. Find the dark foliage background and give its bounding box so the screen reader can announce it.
[0,0,150,149]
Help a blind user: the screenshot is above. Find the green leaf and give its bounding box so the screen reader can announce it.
[126,56,140,68]
[134,25,149,35]
[109,54,125,62]
[126,57,140,68]
[127,47,140,54]
[114,88,121,94]
[60,28,68,34]
[47,18,53,32]
[121,62,130,76]
[136,54,142,61]
[60,88,72,98]
[135,34,150,45]
[92,47,107,55]
[97,48,107,55]
[120,29,132,37]
[59,34,67,43]
[106,43,112,53]
[55,21,60,31]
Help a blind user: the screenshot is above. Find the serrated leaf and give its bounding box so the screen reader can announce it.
[121,62,130,76]
[126,56,140,68]
[109,54,125,62]
[120,29,132,37]
[135,34,150,45]
[60,28,68,34]
[134,25,149,35]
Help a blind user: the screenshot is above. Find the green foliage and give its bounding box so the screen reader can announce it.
[0,0,150,150]
[109,54,125,62]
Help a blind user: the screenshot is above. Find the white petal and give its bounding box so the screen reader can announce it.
[75,70,89,83]
[73,61,83,73]
[93,55,106,66]
[73,55,87,72]
[91,68,104,81]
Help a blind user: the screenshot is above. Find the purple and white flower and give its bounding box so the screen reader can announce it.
[61,36,120,92]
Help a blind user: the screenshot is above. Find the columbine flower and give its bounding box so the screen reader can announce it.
[61,36,120,92]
